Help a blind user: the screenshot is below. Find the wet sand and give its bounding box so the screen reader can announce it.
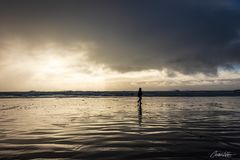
[0,97,240,159]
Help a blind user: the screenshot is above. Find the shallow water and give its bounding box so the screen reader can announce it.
[0,97,240,160]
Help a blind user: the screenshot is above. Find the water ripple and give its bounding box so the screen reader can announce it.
[0,97,240,159]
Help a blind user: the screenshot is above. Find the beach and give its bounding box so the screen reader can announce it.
[0,97,240,159]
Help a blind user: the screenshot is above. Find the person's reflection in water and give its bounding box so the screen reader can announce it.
[137,88,142,126]
[138,107,142,126]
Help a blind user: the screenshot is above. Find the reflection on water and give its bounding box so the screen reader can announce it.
[0,97,240,159]
[138,100,142,127]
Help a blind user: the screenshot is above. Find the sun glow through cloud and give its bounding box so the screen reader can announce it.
[0,38,240,91]
[0,1,240,91]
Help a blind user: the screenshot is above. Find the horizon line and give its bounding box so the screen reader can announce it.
[0,89,240,92]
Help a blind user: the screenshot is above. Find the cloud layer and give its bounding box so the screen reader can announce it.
[1,0,240,74]
[0,0,240,90]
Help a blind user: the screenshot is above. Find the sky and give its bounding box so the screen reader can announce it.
[0,0,240,91]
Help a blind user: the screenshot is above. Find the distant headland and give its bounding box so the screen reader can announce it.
[0,90,240,98]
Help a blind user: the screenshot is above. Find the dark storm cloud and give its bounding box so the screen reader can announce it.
[0,0,240,74]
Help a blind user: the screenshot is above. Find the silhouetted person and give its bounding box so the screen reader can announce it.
[138,88,142,104]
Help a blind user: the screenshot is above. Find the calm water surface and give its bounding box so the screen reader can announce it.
[0,97,240,160]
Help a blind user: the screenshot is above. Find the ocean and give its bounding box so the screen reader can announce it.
[0,97,240,159]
